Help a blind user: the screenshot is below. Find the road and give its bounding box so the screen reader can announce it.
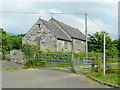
[2,69,108,88]
[1,60,109,88]
[0,60,22,68]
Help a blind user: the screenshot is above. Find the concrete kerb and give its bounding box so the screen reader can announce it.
[87,75,120,88]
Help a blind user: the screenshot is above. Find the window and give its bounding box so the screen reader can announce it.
[37,24,41,29]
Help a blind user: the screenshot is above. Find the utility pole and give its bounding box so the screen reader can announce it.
[85,12,88,56]
[103,33,106,75]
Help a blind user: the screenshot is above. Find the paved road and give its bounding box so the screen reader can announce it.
[2,69,108,88]
[0,60,22,68]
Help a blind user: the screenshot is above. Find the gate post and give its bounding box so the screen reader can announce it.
[78,57,80,74]
[71,54,75,73]
[34,53,36,58]
[91,56,95,73]
[98,57,101,73]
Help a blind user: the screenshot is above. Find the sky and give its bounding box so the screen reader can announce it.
[0,1,118,40]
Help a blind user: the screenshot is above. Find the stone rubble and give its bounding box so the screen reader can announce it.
[7,50,26,64]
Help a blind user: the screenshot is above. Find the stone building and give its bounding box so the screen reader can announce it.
[22,18,86,53]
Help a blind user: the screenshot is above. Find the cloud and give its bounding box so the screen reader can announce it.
[1,2,118,39]
[1,0,118,2]
[2,2,35,12]
[46,9,117,40]
[49,9,62,13]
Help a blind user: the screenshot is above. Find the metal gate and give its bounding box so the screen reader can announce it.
[34,53,73,69]
[76,57,94,74]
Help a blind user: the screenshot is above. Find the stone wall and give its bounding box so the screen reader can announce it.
[22,19,57,52]
[57,40,71,52]
[72,39,85,53]
[22,19,86,53]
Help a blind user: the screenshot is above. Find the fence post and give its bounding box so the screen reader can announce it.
[91,56,95,73]
[71,54,75,73]
[34,53,36,58]
[98,57,101,73]
[78,57,80,74]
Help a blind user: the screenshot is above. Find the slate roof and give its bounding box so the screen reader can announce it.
[50,18,86,41]
[40,19,71,41]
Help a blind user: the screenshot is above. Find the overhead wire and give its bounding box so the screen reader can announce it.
[0,11,84,14]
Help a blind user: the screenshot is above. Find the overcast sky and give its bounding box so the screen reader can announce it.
[0,1,118,40]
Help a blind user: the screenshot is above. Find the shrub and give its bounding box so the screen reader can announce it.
[74,52,86,57]
[24,58,37,68]
[21,44,37,58]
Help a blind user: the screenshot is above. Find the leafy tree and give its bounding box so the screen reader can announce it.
[1,29,12,59]
[113,38,120,57]
[10,36,23,49]
[2,30,12,51]
[113,38,120,50]
[88,31,118,58]
[18,34,26,37]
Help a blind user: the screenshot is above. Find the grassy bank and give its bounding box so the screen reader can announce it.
[89,73,119,86]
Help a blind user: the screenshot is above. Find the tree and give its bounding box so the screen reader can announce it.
[113,38,120,57]
[113,38,120,50]
[88,31,111,52]
[10,36,23,49]
[1,29,12,59]
[88,31,118,58]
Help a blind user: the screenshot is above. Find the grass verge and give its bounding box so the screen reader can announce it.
[1,67,23,70]
[88,73,119,86]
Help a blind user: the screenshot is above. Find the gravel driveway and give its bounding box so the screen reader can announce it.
[2,69,108,88]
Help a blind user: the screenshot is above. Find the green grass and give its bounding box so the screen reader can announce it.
[106,60,119,63]
[1,67,23,70]
[90,73,119,86]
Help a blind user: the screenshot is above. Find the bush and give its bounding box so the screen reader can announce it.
[88,52,103,58]
[24,58,37,68]
[74,52,86,57]
[21,44,37,58]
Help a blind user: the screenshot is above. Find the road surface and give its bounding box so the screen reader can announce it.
[2,69,108,88]
[1,60,22,68]
[1,60,109,88]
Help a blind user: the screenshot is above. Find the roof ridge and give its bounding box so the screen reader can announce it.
[40,18,71,41]
[50,18,86,41]
[50,18,80,31]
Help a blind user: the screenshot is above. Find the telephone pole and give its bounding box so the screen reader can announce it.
[85,12,88,56]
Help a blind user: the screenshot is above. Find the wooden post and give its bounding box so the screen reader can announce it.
[98,57,101,73]
[71,54,75,73]
[34,53,36,58]
[91,56,95,73]
[78,57,80,74]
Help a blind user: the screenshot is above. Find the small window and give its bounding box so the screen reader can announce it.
[37,24,41,29]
